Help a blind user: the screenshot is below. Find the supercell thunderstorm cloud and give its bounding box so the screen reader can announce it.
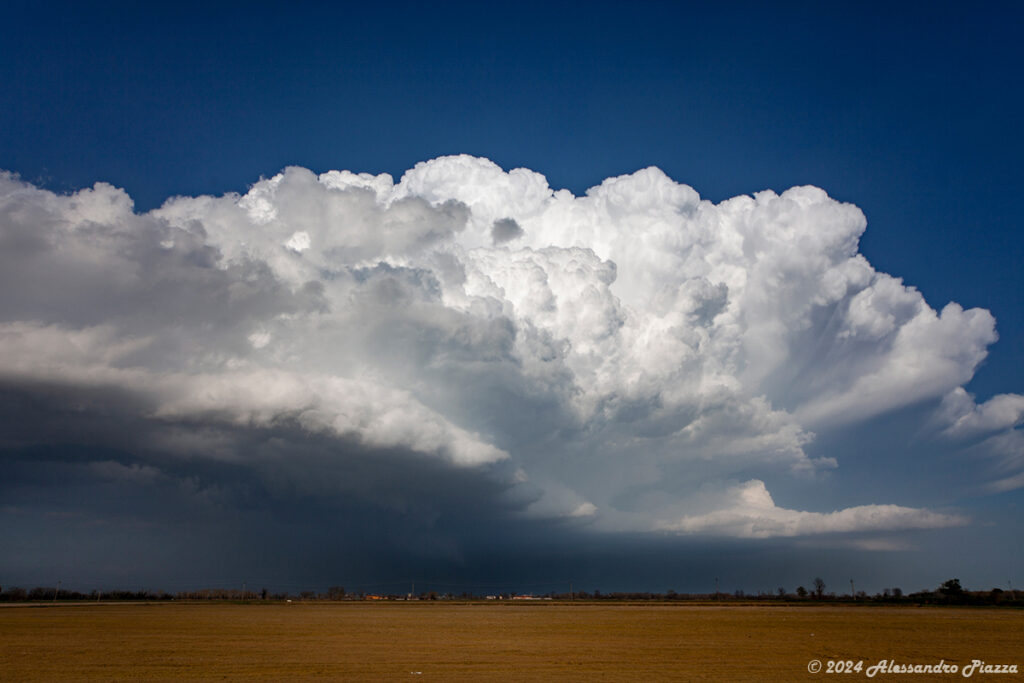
[1,155,1022,589]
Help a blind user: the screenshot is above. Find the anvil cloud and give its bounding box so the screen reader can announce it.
[2,156,1021,557]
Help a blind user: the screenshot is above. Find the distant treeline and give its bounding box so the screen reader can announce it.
[547,579,1024,607]
[1,579,1020,606]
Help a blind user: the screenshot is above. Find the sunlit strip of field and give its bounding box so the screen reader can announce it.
[1,603,1021,681]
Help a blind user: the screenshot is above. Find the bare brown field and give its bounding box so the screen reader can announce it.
[0,602,1021,681]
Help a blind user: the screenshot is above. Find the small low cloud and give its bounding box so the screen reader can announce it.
[658,480,968,538]
[570,502,598,518]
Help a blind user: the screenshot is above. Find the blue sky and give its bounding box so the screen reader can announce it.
[1,1,1022,594]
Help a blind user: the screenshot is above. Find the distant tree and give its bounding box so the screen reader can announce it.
[261,588,268,600]
[939,578,963,597]
[938,578,965,603]
[796,586,808,598]
[326,586,346,600]
[891,587,902,598]
[813,577,826,599]
[777,587,786,598]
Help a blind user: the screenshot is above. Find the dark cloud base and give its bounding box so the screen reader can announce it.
[0,381,974,596]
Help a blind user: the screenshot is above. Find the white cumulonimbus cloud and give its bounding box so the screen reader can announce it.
[0,156,1019,537]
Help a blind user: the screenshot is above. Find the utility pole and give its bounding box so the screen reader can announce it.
[715,577,719,601]
[850,579,855,600]
[53,580,61,602]
[570,582,573,601]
